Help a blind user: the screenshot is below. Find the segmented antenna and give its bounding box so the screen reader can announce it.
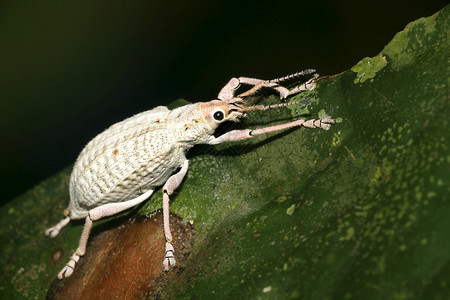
[269,69,317,84]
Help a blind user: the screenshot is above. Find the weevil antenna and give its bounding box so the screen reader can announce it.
[268,69,317,84]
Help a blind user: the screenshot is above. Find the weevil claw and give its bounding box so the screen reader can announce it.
[163,241,176,271]
[45,227,59,238]
[163,257,176,271]
[58,253,80,279]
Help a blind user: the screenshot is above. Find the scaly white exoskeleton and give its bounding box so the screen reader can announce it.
[45,69,335,279]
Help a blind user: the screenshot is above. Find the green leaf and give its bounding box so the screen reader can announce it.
[1,6,448,299]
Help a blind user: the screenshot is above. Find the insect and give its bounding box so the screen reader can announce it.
[45,69,335,279]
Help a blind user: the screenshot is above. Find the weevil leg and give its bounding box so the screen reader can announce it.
[218,77,240,100]
[218,72,318,100]
[45,213,70,238]
[236,74,319,99]
[162,159,189,271]
[57,189,154,279]
[206,117,335,145]
[279,73,319,97]
[218,77,291,100]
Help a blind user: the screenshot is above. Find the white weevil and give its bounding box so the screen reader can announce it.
[45,69,335,279]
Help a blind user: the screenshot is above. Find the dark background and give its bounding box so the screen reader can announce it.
[0,1,447,204]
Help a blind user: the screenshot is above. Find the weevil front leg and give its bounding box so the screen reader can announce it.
[217,70,318,100]
[57,189,154,279]
[206,117,335,145]
[162,159,189,271]
[218,77,290,100]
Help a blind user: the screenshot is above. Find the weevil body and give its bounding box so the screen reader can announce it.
[69,103,211,218]
[45,70,335,279]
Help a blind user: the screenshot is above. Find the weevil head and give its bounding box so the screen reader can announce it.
[200,96,301,132]
[200,98,249,130]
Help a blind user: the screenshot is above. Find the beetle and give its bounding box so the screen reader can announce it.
[45,69,335,279]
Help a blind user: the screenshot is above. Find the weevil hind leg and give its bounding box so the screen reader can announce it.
[57,189,154,279]
[162,159,189,271]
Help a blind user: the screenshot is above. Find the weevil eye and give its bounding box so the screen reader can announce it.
[212,109,225,122]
